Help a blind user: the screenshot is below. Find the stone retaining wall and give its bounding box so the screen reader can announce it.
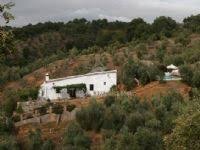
[15,108,80,127]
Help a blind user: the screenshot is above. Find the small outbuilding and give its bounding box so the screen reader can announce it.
[164,64,181,81]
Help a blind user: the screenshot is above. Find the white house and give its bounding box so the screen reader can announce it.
[38,70,117,100]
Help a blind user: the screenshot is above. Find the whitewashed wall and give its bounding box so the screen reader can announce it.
[39,70,117,100]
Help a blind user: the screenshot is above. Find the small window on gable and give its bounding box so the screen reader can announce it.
[90,84,94,91]
[104,82,106,85]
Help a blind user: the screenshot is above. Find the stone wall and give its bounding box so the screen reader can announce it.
[15,108,80,127]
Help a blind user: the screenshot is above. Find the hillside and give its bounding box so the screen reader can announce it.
[1,15,200,150]
[2,32,198,103]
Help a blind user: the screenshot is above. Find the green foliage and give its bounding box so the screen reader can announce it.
[76,100,105,131]
[156,47,166,62]
[28,129,43,150]
[164,55,184,66]
[164,100,200,150]
[103,105,125,131]
[126,112,145,133]
[152,16,177,37]
[189,88,200,99]
[18,87,39,101]
[135,43,147,59]
[104,95,116,107]
[162,91,183,111]
[120,59,138,90]
[3,98,17,117]
[180,65,193,85]
[0,135,19,150]
[0,116,14,134]
[54,83,86,94]
[63,122,91,149]
[134,127,163,150]
[192,71,200,88]
[184,14,200,33]
[66,104,76,112]
[175,32,191,47]
[41,140,55,150]
[127,18,151,41]
[121,59,159,89]
[180,64,200,88]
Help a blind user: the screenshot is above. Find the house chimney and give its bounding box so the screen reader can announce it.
[45,73,50,82]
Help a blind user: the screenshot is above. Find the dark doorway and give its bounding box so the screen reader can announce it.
[68,88,76,98]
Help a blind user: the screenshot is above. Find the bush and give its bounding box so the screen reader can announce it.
[0,135,19,150]
[120,59,139,90]
[18,87,39,101]
[145,118,161,130]
[28,129,43,150]
[192,71,200,88]
[41,140,55,150]
[3,98,17,117]
[76,100,105,131]
[156,47,166,62]
[0,117,14,134]
[162,91,183,111]
[63,122,91,149]
[110,85,117,92]
[126,112,145,133]
[104,95,116,107]
[66,104,76,112]
[103,105,125,131]
[134,127,163,150]
[164,102,200,150]
[189,88,200,99]
[180,65,193,85]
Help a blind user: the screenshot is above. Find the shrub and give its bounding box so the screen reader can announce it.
[120,59,139,90]
[66,104,76,112]
[18,87,39,101]
[164,103,200,150]
[145,118,161,130]
[104,95,116,107]
[162,91,183,111]
[179,65,193,85]
[0,117,14,134]
[0,136,19,150]
[110,85,117,92]
[28,129,43,150]
[175,33,191,47]
[134,127,163,150]
[63,122,91,149]
[41,140,55,150]
[189,88,200,99]
[156,47,166,62]
[103,105,125,131]
[126,112,145,133]
[76,100,105,131]
[192,71,200,88]
[3,98,17,117]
